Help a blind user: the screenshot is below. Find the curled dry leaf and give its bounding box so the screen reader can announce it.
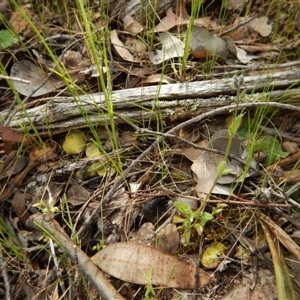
[91,242,212,288]
[155,7,218,33]
[111,30,140,63]
[236,47,257,64]
[10,60,64,97]
[123,14,144,34]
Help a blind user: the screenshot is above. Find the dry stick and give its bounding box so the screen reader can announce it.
[219,16,256,35]
[0,75,30,83]
[78,101,300,238]
[0,247,11,300]
[26,214,126,300]
[161,188,291,208]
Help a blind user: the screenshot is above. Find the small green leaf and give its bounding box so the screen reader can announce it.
[217,160,227,177]
[212,203,227,215]
[174,201,192,216]
[173,215,185,223]
[229,113,244,135]
[0,30,15,49]
[253,135,289,165]
[193,223,204,236]
[184,227,191,246]
[192,209,202,220]
[199,212,214,225]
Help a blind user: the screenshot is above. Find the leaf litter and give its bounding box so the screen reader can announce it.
[0,0,300,299]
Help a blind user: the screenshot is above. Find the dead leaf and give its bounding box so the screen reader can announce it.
[111,30,140,63]
[243,17,272,37]
[190,26,237,59]
[91,242,212,288]
[180,139,208,161]
[0,125,32,145]
[9,6,32,34]
[225,0,247,11]
[0,155,28,179]
[155,8,218,33]
[257,212,300,261]
[191,130,244,196]
[0,125,32,154]
[132,223,179,254]
[10,60,64,97]
[137,74,174,87]
[149,33,185,64]
[29,140,58,162]
[11,192,31,227]
[123,15,144,34]
[155,8,181,32]
[236,47,257,64]
[66,182,90,206]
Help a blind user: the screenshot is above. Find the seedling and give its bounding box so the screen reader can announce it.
[174,202,226,246]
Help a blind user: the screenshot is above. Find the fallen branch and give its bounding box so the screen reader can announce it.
[2,69,300,134]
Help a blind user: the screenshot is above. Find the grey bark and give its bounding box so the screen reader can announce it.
[2,69,300,135]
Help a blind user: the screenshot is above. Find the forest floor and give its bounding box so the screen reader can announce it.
[1,0,300,299]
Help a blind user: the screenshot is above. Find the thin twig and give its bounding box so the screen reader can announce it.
[0,75,30,83]
[142,209,177,245]
[49,238,66,294]
[0,247,11,300]
[219,16,256,35]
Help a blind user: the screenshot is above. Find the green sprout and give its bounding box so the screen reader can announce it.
[174,202,227,246]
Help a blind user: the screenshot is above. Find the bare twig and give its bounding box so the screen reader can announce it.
[26,214,125,300]
[0,75,30,83]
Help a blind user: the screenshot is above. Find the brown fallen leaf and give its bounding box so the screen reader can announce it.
[11,192,31,228]
[91,242,213,288]
[0,125,33,154]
